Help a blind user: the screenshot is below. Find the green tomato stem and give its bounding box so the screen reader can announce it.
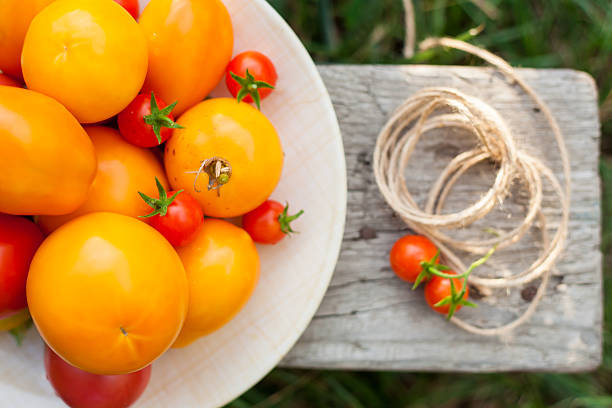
[415,246,496,319]
[138,177,182,218]
[230,69,275,110]
[143,92,184,144]
[278,204,304,235]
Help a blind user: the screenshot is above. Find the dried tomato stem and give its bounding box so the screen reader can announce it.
[185,157,232,196]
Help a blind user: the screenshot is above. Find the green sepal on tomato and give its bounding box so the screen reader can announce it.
[118,92,183,147]
[8,316,32,346]
[424,271,476,319]
[423,246,495,318]
[226,51,277,110]
[139,177,204,247]
[242,200,303,245]
[0,309,32,345]
[0,308,30,331]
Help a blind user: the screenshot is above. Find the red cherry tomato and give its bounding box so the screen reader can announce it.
[242,200,303,245]
[0,214,43,317]
[45,346,151,408]
[389,235,439,283]
[225,51,277,109]
[0,73,21,87]
[424,271,469,315]
[113,0,140,20]
[117,92,182,148]
[140,178,204,247]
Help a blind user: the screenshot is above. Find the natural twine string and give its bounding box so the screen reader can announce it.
[382,5,571,336]
[402,0,415,59]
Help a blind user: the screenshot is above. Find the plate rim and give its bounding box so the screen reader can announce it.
[211,0,347,406]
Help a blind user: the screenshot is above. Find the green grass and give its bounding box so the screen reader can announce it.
[227,1,612,406]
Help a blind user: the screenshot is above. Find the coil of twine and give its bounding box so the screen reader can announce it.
[374,3,571,335]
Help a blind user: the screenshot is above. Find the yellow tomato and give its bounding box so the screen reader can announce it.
[165,98,283,218]
[21,0,148,123]
[27,212,189,375]
[37,126,168,233]
[173,219,259,348]
[0,86,96,215]
[0,0,55,78]
[139,0,233,115]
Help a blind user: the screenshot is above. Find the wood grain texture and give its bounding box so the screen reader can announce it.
[281,65,602,372]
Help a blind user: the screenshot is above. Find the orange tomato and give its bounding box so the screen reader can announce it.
[0,0,55,78]
[164,98,283,218]
[139,0,233,115]
[0,86,96,215]
[37,126,168,233]
[173,219,259,348]
[27,212,189,375]
[21,0,148,123]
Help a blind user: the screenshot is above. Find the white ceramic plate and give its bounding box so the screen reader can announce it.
[0,0,346,407]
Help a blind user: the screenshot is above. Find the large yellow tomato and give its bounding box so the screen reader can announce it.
[21,0,148,123]
[173,219,259,348]
[165,98,283,218]
[0,86,96,215]
[27,212,189,375]
[139,0,233,115]
[37,126,168,233]
[0,0,55,78]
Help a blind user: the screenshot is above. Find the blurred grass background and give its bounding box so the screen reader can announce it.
[227,0,612,406]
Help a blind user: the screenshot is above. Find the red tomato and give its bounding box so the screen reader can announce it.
[45,346,151,408]
[117,92,182,147]
[140,177,204,247]
[242,200,303,245]
[424,271,469,315]
[0,73,21,88]
[389,235,439,283]
[0,214,43,317]
[225,51,277,110]
[113,0,139,19]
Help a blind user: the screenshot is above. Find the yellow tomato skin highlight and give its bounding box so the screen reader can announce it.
[37,126,169,233]
[139,0,234,115]
[165,98,283,218]
[0,86,96,216]
[21,0,148,123]
[0,0,56,78]
[173,219,260,348]
[27,212,189,375]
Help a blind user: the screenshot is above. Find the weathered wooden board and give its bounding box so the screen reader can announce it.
[281,65,602,372]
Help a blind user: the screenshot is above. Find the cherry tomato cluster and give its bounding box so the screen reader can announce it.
[390,235,493,319]
[0,0,303,407]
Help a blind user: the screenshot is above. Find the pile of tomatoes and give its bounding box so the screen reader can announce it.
[0,0,303,406]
